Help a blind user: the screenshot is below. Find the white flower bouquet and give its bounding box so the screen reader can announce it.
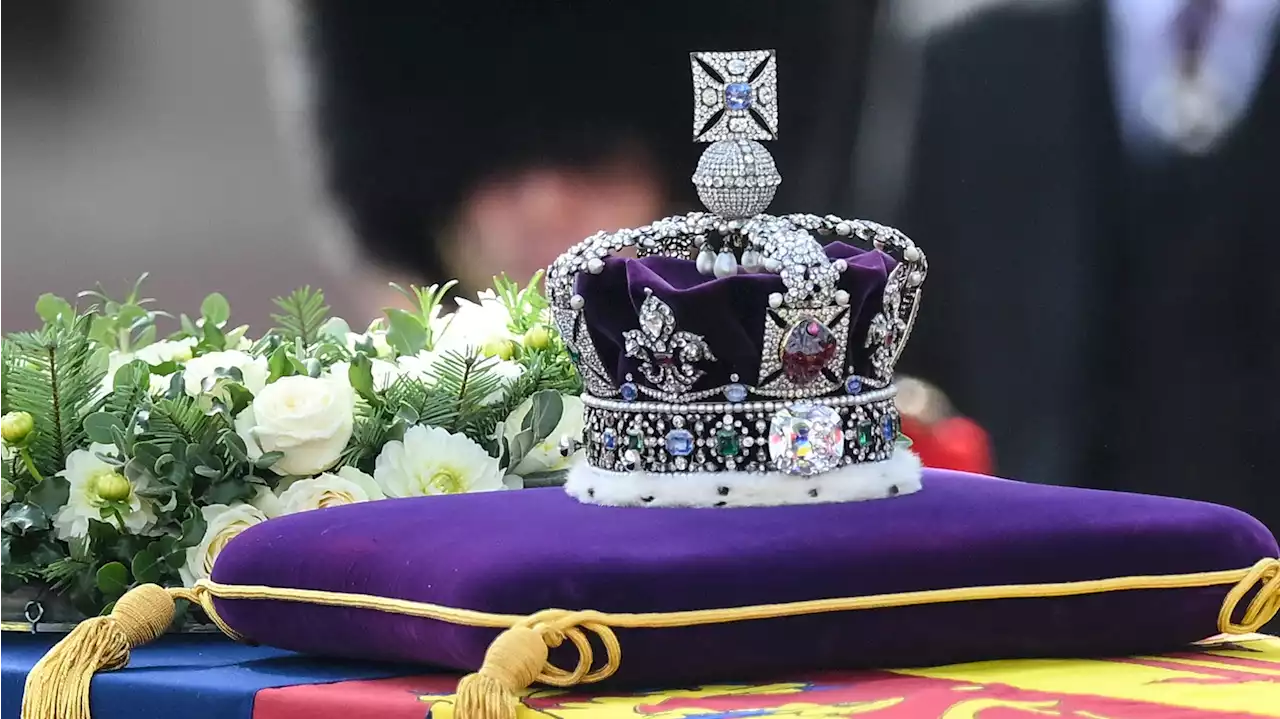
[0,274,581,624]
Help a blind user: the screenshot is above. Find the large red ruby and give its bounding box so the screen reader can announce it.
[781,318,836,384]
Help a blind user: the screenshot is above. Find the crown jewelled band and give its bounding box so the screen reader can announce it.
[549,49,927,498]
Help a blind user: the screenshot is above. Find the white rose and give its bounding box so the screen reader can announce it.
[134,337,197,366]
[503,394,585,474]
[433,290,514,354]
[179,503,268,587]
[277,467,384,514]
[183,350,269,397]
[235,375,355,476]
[53,444,157,540]
[374,425,503,497]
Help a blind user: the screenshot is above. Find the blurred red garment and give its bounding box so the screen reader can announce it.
[901,415,992,476]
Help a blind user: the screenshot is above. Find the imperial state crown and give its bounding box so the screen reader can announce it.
[548,49,929,507]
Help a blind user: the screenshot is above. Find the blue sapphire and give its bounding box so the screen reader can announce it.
[845,376,862,395]
[602,428,617,450]
[620,382,638,402]
[665,429,694,456]
[882,414,896,442]
[724,83,752,111]
[724,383,748,402]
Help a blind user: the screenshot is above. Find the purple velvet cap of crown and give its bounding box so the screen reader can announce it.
[576,241,893,392]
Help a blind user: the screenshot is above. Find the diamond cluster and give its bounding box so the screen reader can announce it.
[692,139,781,218]
[583,394,900,475]
[691,49,778,142]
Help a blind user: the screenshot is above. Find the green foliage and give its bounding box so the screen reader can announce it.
[3,273,582,621]
[385,281,456,353]
[270,287,329,346]
[492,272,550,335]
[77,274,165,353]
[1,338,17,413]
[2,312,107,480]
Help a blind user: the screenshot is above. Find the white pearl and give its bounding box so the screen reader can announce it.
[587,258,604,274]
[904,246,922,262]
[833,259,848,272]
[835,290,850,306]
[570,294,585,310]
[764,258,783,272]
[696,248,716,275]
[835,222,851,236]
[768,292,783,309]
[908,271,924,287]
[713,251,739,279]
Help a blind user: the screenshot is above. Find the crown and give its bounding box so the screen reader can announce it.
[549,50,928,508]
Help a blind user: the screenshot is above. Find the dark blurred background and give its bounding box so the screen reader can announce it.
[4,0,1278,533]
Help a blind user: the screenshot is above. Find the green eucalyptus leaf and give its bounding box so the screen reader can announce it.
[319,317,351,342]
[123,458,154,485]
[200,293,231,327]
[529,390,564,442]
[519,469,569,488]
[203,480,253,505]
[84,412,126,444]
[201,318,226,351]
[254,451,284,471]
[178,510,207,549]
[193,465,221,479]
[508,429,535,466]
[347,355,378,405]
[385,308,428,356]
[267,345,296,382]
[95,561,130,599]
[221,430,250,463]
[99,601,117,617]
[130,547,163,584]
[179,313,200,338]
[133,441,164,469]
[35,293,75,325]
[27,476,70,517]
[1,503,49,535]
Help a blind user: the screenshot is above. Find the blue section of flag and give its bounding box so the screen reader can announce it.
[1,633,412,719]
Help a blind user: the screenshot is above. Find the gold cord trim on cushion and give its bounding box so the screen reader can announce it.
[21,558,1280,719]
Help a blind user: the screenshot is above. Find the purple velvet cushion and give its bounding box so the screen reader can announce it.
[211,470,1277,685]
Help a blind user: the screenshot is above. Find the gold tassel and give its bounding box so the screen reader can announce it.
[21,584,175,719]
[453,626,551,719]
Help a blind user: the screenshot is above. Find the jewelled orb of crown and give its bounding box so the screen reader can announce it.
[548,50,927,508]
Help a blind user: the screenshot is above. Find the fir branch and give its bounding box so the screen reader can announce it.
[427,352,503,437]
[1,339,16,412]
[4,314,106,477]
[42,556,92,592]
[270,287,329,347]
[145,395,217,448]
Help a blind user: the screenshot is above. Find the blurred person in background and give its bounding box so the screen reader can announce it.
[271,0,880,306]
[853,0,1280,533]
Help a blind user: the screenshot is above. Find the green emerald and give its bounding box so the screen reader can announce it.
[627,431,644,450]
[856,421,874,448]
[715,428,740,457]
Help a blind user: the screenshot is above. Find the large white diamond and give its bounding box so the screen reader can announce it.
[768,402,844,476]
